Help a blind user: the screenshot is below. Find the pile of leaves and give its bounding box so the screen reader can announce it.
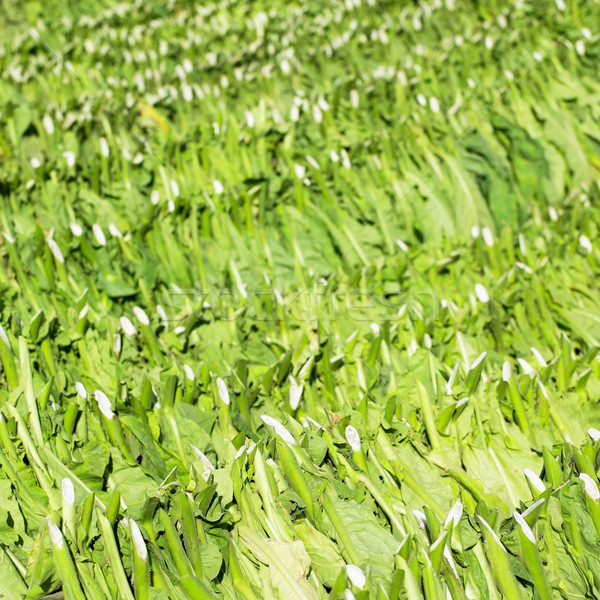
[1,0,600,598]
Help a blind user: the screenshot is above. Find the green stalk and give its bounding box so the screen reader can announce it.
[478,516,523,600]
[5,404,59,509]
[416,381,441,450]
[61,478,77,542]
[18,336,45,447]
[322,492,361,565]
[276,440,315,521]
[158,508,195,578]
[0,324,18,389]
[513,512,552,600]
[0,409,18,460]
[96,510,136,600]
[228,542,260,600]
[129,519,150,600]
[179,576,218,600]
[95,390,136,465]
[579,474,600,538]
[47,519,86,600]
[254,448,294,541]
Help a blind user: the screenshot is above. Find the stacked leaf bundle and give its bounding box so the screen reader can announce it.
[1,0,600,598]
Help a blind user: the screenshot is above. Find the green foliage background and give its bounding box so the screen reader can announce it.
[0,0,600,598]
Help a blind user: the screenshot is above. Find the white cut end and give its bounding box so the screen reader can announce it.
[151,190,160,205]
[423,333,432,349]
[471,225,480,238]
[521,498,546,519]
[579,235,592,253]
[99,137,110,157]
[234,445,247,460]
[47,238,64,263]
[430,531,447,552]
[266,458,279,470]
[524,468,545,493]
[474,283,489,303]
[346,565,366,590]
[429,96,440,113]
[47,519,64,548]
[170,179,180,198]
[456,397,469,408]
[477,516,506,550]
[190,444,215,471]
[294,164,306,179]
[129,519,148,561]
[92,223,106,246]
[0,324,10,347]
[445,361,460,394]
[306,155,320,170]
[63,151,75,167]
[580,473,600,501]
[413,510,427,529]
[588,428,600,442]
[108,223,122,238]
[216,377,230,405]
[61,477,75,506]
[213,179,224,195]
[513,511,536,544]
[396,239,408,252]
[260,415,297,445]
[75,381,87,398]
[183,364,195,381]
[502,361,511,383]
[345,425,361,452]
[344,589,356,600]
[156,304,168,327]
[113,333,121,356]
[482,227,494,247]
[515,261,533,274]
[537,380,548,399]
[305,416,325,430]
[289,376,303,410]
[350,89,359,109]
[517,358,535,377]
[120,316,136,337]
[312,104,323,123]
[444,500,463,529]
[298,356,314,380]
[182,83,193,102]
[95,390,114,420]
[43,114,55,135]
[530,347,547,367]
[69,222,83,237]
[31,157,41,169]
[470,352,487,371]
[133,306,149,326]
